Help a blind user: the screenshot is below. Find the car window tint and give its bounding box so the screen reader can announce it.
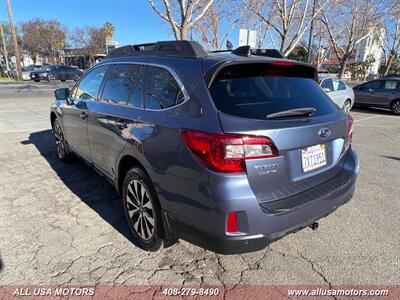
[101,64,140,105]
[209,64,337,120]
[127,66,146,108]
[338,81,346,90]
[360,80,382,90]
[145,66,185,109]
[74,65,108,101]
[383,80,397,90]
[321,79,333,91]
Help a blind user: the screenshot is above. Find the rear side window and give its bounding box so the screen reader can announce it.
[209,64,338,120]
[338,81,346,90]
[101,64,141,106]
[383,80,398,90]
[145,66,185,109]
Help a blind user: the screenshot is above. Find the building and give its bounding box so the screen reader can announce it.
[356,27,385,75]
[321,27,385,77]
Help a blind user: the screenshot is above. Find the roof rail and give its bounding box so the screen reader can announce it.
[106,40,208,59]
[210,46,285,59]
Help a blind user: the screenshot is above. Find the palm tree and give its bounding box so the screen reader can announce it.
[103,21,115,39]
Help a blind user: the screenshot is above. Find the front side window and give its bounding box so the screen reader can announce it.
[101,64,141,106]
[321,79,333,91]
[73,65,108,101]
[338,81,346,90]
[145,66,185,109]
[360,80,382,91]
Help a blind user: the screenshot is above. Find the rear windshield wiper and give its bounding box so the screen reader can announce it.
[266,107,316,119]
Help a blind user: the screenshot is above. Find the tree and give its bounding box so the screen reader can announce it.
[196,0,243,50]
[381,2,400,76]
[147,0,215,40]
[310,19,331,71]
[243,0,327,56]
[70,26,109,66]
[20,18,67,64]
[103,21,115,39]
[320,0,385,79]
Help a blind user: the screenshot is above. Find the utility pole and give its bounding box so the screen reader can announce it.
[307,0,317,64]
[6,0,22,80]
[0,22,10,75]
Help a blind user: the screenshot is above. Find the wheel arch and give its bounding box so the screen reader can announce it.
[390,98,400,107]
[116,154,149,196]
[50,111,57,128]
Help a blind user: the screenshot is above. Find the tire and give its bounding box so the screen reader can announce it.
[390,100,400,115]
[73,75,79,82]
[342,99,352,114]
[122,167,163,251]
[61,79,66,82]
[48,74,56,82]
[52,119,73,162]
[33,79,40,82]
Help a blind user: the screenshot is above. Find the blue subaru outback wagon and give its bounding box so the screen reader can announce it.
[50,41,359,254]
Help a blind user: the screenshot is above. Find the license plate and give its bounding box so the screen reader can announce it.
[301,144,327,172]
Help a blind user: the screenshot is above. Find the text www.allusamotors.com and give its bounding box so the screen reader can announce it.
[288,288,389,297]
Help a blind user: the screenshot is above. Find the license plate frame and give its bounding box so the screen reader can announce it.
[301,144,327,172]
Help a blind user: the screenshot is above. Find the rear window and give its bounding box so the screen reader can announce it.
[209,64,338,120]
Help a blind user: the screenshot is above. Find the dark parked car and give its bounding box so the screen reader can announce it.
[353,78,400,115]
[31,65,82,82]
[50,41,358,254]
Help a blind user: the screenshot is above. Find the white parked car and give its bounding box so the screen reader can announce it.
[320,78,354,114]
[21,65,42,81]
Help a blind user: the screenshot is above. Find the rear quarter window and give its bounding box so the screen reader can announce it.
[209,64,338,120]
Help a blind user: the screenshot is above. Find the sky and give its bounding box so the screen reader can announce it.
[0,0,240,48]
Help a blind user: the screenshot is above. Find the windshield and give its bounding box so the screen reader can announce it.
[209,64,338,120]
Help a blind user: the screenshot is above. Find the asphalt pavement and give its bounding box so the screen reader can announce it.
[0,82,399,286]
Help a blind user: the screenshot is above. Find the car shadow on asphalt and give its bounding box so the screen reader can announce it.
[382,155,400,162]
[24,129,139,247]
[351,107,394,116]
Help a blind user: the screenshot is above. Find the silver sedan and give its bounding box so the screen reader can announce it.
[320,78,354,114]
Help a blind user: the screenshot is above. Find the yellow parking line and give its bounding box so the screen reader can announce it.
[353,115,381,123]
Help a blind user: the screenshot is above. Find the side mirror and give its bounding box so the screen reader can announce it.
[54,88,70,101]
[323,88,331,93]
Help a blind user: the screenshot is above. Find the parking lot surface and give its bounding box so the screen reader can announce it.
[0,82,399,286]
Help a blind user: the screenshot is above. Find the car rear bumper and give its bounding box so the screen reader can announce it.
[168,146,359,254]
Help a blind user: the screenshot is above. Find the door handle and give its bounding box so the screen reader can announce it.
[80,111,87,120]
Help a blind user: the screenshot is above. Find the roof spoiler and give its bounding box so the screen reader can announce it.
[106,40,208,59]
[210,46,285,58]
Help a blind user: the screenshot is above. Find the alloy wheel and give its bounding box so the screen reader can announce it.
[53,121,67,159]
[126,179,155,241]
[392,101,400,115]
[342,100,351,114]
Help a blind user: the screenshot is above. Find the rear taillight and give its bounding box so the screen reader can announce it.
[347,116,353,140]
[179,129,279,173]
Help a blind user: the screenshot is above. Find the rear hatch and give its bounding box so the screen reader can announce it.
[208,61,350,203]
